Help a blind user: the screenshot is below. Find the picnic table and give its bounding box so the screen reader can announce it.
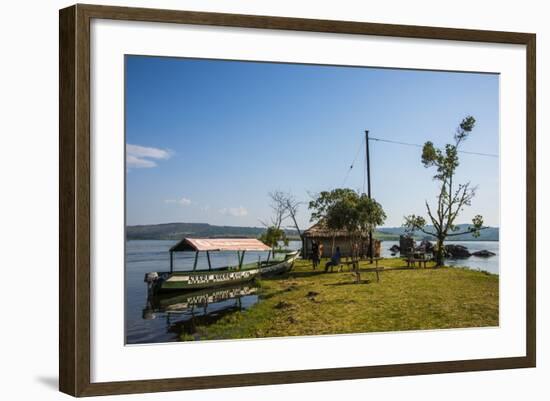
[339,257,385,282]
[403,251,431,268]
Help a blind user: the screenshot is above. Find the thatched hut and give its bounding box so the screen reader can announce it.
[302,222,381,259]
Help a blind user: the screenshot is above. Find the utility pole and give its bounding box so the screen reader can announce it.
[365,130,373,263]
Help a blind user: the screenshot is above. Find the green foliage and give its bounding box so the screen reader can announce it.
[459,115,476,134]
[259,226,289,249]
[309,189,386,236]
[469,215,484,238]
[328,193,386,235]
[308,188,357,223]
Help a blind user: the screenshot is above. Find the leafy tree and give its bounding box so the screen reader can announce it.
[325,192,386,258]
[308,188,357,253]
[309,189,357,223]
[259,226,288,250]
[310,189,386,280]
[404,116,486,266]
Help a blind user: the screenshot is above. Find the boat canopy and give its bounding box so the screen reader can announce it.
[169,238,272,253]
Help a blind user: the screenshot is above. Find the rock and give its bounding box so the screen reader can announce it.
[444,244,471,258]
[419,240,434,253]
[472,250,496,257]
[389,244,400,253]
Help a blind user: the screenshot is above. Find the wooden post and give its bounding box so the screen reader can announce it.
[193,251,198,271]
[170,251,174,273]
[206,251,212,270]
[239,251,246,270]
[365,130,374,263]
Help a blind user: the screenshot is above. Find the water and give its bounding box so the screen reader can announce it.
[379,240,499,274]
[125,240,265,344]
[125,239,498,344]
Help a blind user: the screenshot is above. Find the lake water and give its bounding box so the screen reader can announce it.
[125,239,499,344]
[379,240,500,274]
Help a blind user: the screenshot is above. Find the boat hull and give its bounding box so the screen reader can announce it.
[260,251,300,277]
[147,251,300,293]
[153,268,259,293]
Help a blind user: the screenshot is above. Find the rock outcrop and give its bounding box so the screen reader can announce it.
[471,250,496,257]
[389,244,400,253]
[419,240,434,253]
[444,244,471,258]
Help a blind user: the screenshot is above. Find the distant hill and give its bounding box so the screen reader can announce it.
[376,224,499,241]
[126,222,299,240]
[127,222,497,241]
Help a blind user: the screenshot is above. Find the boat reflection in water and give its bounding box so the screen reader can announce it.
[142,284,259,340]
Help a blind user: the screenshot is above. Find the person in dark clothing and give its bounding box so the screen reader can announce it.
[325,246,342,272]
[311,241,319,270]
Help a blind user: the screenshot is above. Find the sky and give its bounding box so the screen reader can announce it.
[125,55,499,229]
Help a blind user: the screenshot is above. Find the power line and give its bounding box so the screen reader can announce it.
[341,136,365,187]
[340,133,497,190]
[369,137,498,158]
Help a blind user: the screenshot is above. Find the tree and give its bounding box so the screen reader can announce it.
[310,189,386,281]
[259,191,302,254]
[308,188,357,253]
[325,192,386,259]
[403,116,486,266]
[281,192,303,239]
[259,190,303,236]
[259,226,289,250]
[259,190,288,230]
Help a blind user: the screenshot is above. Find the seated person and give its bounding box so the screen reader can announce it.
[324,247,342,272]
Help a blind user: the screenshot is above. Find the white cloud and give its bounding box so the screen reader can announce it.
[165,197,191,206]
[127,154,156,168]
[219,206,248,217]
[127,144,171,168]
[178,197,191,206]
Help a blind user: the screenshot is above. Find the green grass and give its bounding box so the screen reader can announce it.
[180,258,499,341]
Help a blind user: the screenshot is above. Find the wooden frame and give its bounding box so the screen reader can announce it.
[59,3,536,397]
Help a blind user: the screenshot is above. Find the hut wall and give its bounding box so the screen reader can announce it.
[303,237,380,258]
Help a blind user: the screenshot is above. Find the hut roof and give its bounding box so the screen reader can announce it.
[303,222,352,238]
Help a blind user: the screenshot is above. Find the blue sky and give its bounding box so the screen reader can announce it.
[125,56,499,229]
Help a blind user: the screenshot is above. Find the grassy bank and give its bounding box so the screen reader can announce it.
[180,258,499,341]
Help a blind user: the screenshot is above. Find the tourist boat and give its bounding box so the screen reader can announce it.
[144,238,300,294]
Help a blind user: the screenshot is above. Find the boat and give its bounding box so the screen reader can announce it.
[144,238,300,294]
